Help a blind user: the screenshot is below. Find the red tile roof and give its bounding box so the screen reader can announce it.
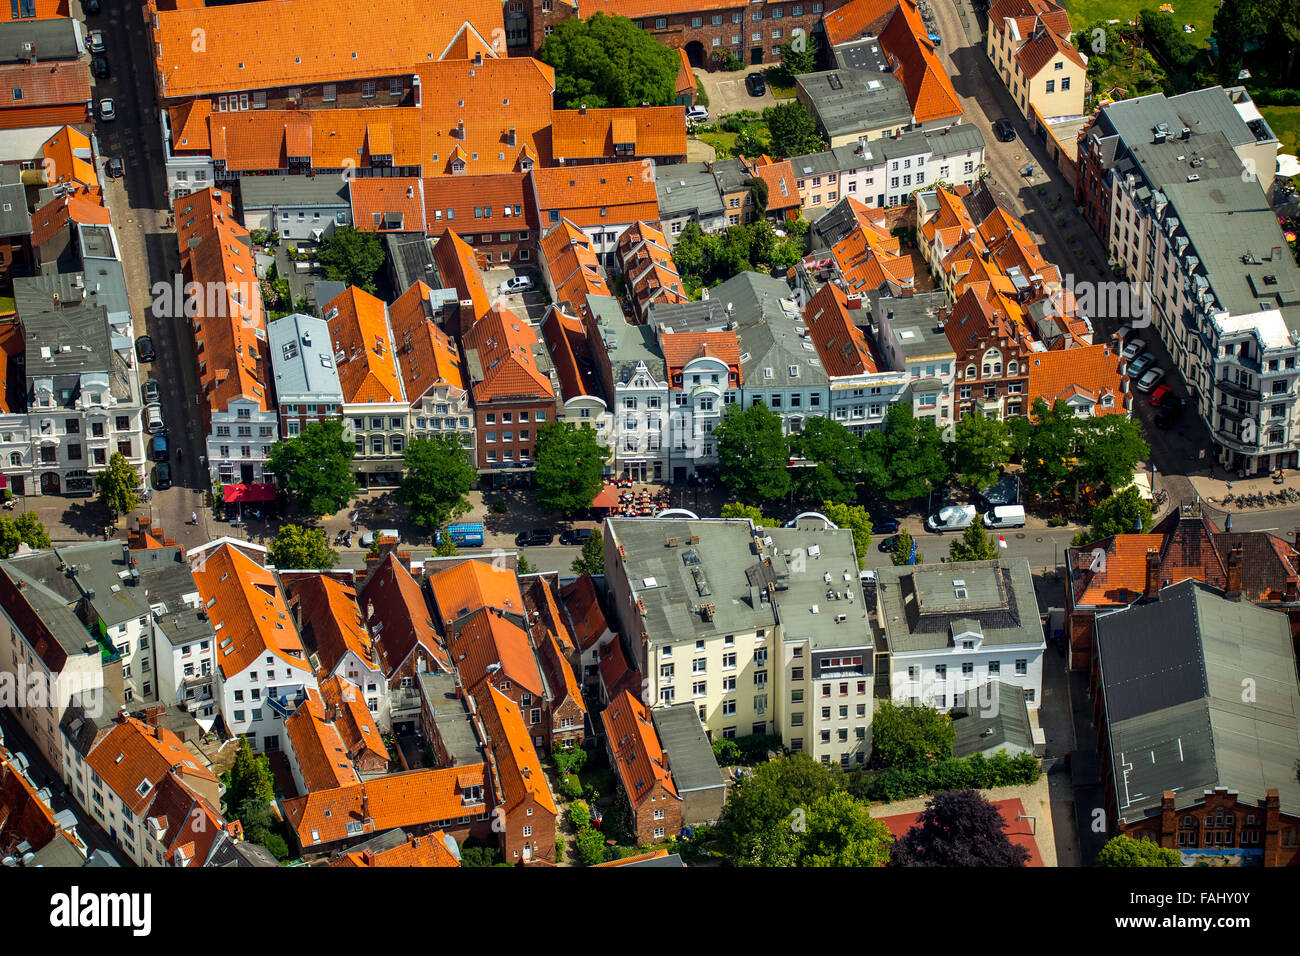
[551,107,687,162]
[431,228,492,321]
[804,282,881,377]
[168,99,211,152]
[877,797,1043,866]
[542,307,604,402]
[1014,27,1086,78]
[428,558,527,626]
[560,574,612,653]
[531,162,660,229]
[285,691,362,792]
[423,173,535,237]
[541,218,611,317]
[461,303,554,403]
[387,281,468,403]
[322,285,406,405]
[880,0,963,124]
[144,773,233,867]
[447,606,545,699]
[823,0,899,46]
[1,746,60,854]
[660,332,741,381]
[988,0,1073,44]
[28,192,108,248]
[750,156,801,211]
[84,716,219,818]
[288,574,376,677]
[1026,343,1127,418]
[319,675,390,767]
[476,683,556,815]
[598,638,639,702]
[601,689,677,807]
[350,177,427,234]
[332,831,459,867]
[0,62,90,110]
[358,552,449,677]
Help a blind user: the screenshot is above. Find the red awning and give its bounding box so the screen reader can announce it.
[223,482,277,504]
[592,483,620,509]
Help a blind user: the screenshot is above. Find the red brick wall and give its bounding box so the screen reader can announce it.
[500,793,557,864]
[1118,788,1300,867]
[630,783,682,844]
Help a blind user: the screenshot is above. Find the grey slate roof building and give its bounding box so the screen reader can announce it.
[952,680,1037,759]
[0,18,83,63]
[650,702,726,824]
[1096,578,1300,826]
[0,182,30,239]
[267,313,344,409]
[795,68,912,141]
[655,161,727,237]
[417,670,483,767]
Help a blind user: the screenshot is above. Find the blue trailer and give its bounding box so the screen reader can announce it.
[437,522,485,547]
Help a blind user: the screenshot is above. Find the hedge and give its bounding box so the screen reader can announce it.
[855,751,1041,802]
[1249,89,1300,107]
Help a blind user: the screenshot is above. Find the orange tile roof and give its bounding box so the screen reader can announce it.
[191,542,311,679]
[173,187,271,416]
[322,286,406,405]
[358,552,449,677]
[1014,24,1087,77]
[41,125,95,189]
[319,675,390,767]
[448,606,544,699]
[880,0,963,124]
[1026,343,1127,417]
[152,0,506,99]
[350,177,427,234]
[461,304,554,403]
[332,830,459,866]
[660,332,741,380]
[289,574,376,676]
[541,629,586,717]
[0,323,25,414]
[282,765,488,848]
[944,282,1026,356]
[1,746,60,852]
[804,282,880,377]
[422,173,535,236]
[598,637,639,701]
[388,281,468,403]
[144,773,233,867]
[476,683,556,815]
[988,0,1073,44]
[559,574,611,653]
[920,186,975,248]
[542,307,602,401]
[28,192,108,248]
[524,574,578,657]
[675,49,697,96]
[601,690,677,807]
[832,217,915,295]
[750,157,801,211]
[823,0,900,46]
[14,0,69,16]
[84,716,218,817]
[285,691,362,792]
[530,163,660,229]
[551,107,687,162]
[0,62,90,110]
[208,110,307,170]
[168,99,211,152]
[542,219,611,317]
[417,57,556,175]
[431,229,491,320]
[429,558,526,627]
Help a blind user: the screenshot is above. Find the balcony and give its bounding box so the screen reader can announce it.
[1216,377,1260,401]
[265,690,308,719]
[1221,351,1261,374]
[391,686,422,717]
[1216,402,1251,422]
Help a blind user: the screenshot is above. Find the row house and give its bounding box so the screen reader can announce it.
[986,0,1086,129]
[523,574,588,749]
[658,330,741,480]
[188,539,317,754]
[655,161,729,245]
[175,187,279,486]
[239,175,351,243]
[0,59,90,131]
[712,155,801,226]
[461,303,559,479]
[602,689,683,843]
[322,285,410,488]
[551,106,688,167]
[525,0,836,69]
[387,280,476,454]
[331,830,459,867]
[418,173,538,269]
[540,217,613,321]
[430,229,492,336]
[530,162,661,264]
[616,220,688,322]
[266,313,344,442]
[283,684,388,795]
[872,290,957,435]
[944,281,1036,422]
[0,743,89,867]
[0,177,33,297]
[795,67,913,148]
[541,307,615,471]
[825,201,916,298]
[1025,343,1128,419]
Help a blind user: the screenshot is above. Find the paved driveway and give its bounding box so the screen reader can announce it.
[698,69,773,119]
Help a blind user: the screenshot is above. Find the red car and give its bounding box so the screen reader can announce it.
[1149,384,1173,407]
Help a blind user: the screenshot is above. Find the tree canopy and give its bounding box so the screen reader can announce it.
[1073,485,1155,545]
[870,701,955,769]
[266,419,358,518]
[534,421,607,514]
[763,101,824,157]
[890,789,1030,867]
[1020,399,1079,499]
[861,404,950,502]
[791,417,861,504]
[268,524,338,570]
[716,402,792,504]
[1095,834,1183,867]
[720,753,841,866]
[95,451,141,519]
[952,409,1011,491]
[317,227,385,294]
[571,531,605,576]
[396,435,476,531]
[670,220,810,290]
[1019,399,1149,501]
[539,13,680,109]
[0,512,51,557]
[1074,415,1150,495]
[950,515,1000,562]
[799,790,893,867]
[720,502,778,526]
[890,527,922,566]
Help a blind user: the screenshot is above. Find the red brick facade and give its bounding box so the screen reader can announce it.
[1114,787,1300,867]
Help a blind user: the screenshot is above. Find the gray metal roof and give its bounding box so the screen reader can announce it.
[267,313,344,404]
[417,670,482,766]
[385,232,441,293]
[1097,578,1300,823]
[650,703,725,795]
[875,558,1044,654]
[952,680,1035,758]
[833,35,890,73]
[796,68,911,138]
[239,175,349,211]
[656,161,726,222]
[602,315,666,385]
[0,18,82,63]
[0,182,30,238]
[1,559,100,659]
[767,521,874,652]
[15,279,118,380]
[607,518,777,644]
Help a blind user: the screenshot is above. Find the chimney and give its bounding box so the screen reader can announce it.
[1226,545,1243,601]
[579,103,587,115]
[1144,549,1160,599]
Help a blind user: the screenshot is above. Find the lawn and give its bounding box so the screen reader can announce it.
[1062,0,1219,41]
[0,293,13,316]
[1262,106,1300,156]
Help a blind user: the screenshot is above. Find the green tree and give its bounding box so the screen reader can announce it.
[950,515,1000,562]
[434,535,459,557]
[576,827,609,866]
[870,701,955,768]
[1073,486,1155,545]
[774,34,818,83]
[1021,398,1078,499]
[952,409,1011,491]
[316,227,385,294]
[13,511,50,550]
[517,554,537,575]
[890,789,1030,867]
[265,419,358,518]
[715,402,792,504]
[721,753,839,866]
[0,518,19,559]
[745,175,769,218]
[268,524,338,569]
[861,404,950,502]
[762,101,824,157]
[222,738,274,819]
[94,451,140,519]
[820,501,873,569]
[799,790,893,867]
[720,502,777,525]
[890,528,922,566]
[534,421,607,514]
[396,435,476,531]
[539,13,680,109]
[670,221,708,278]
[1211,0,1268,82]
[1095,834,1183,867]
[791,417,861,504]
[571,531,605,575]
[1075,415,1150,496]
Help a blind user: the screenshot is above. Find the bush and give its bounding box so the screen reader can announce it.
[694,75,708,107]
[552,745,589,777]
[262,833,290,861]
[568,801,591,831]
[852,751,1041,802]
[559,774,583,800]
[576,828,609,866]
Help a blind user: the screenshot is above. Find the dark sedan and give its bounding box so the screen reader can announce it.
[993,118,1016,142]
[153,462,172,489]
[515,529,554,547]
[559,528,593,546]
[135,335,155,362]
[878,534,901,553]
[91,55,109,79]
[745,72,766,96]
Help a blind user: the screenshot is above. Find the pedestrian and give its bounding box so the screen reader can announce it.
[190,511,198,525]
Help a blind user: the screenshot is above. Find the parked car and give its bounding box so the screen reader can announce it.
[99,98,115,121]
[142,378,160,404]
[91,55,109,79]
[993,118,1016,142]
[84,0,100,13]
[87,29,105,53]
[515,528,554,547]
[1127,352,1156,378]
[152,434,169,462]
[1136,367,1166,392]
[926,504,976,532]
[135,335,155,362]
[498,275,533,294]
[874,518,901,535]
[145,402,164,434]
[559,528,593,546]
[878,533,901,553]
[435,522,485,548]
[106,156,123,179]
[1148,384,1173,407]
[977,474,1019,509]
[686,105,709,123]
[359,528,400,548]
[1121,337,1145,360]
[982,504,1026,529]
[1113,323,1133,345]
[1154,396,1186,428]
[153,462,172,490]
[745,72,766,96]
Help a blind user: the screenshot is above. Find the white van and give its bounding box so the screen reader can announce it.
[359,528,400,548]
[983,504,1026,529]
[146,402,164,434]
[926,504,976,532]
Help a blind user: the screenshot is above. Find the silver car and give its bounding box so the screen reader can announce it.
[1128,352,1156,378]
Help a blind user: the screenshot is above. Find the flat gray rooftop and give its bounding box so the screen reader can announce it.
[767,521,874,652]
[418,670,481,767]
[650,703,725,794]
[796,68,911,138]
